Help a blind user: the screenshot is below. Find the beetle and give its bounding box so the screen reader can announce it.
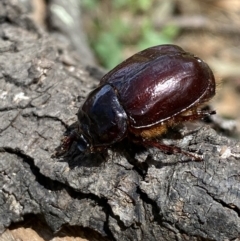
[57,44,216,159]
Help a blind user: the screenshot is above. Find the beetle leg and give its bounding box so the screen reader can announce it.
[142,139,203,160]
[53,130,78,157]
[178,109,216,122]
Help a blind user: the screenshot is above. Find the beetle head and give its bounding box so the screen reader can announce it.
[76,133,90,152]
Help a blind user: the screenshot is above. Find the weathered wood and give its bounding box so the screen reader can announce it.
[0,1,240,241]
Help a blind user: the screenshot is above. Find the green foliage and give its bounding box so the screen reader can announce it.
[93,18,131,69]
[113,0,152,12]
[81,0,98,10]
[81,0,179,69]
[138,23,179,50]
[94,32,123,69]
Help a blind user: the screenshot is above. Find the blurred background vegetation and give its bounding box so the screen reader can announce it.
[33,0,240,134]
[81,0,180,70]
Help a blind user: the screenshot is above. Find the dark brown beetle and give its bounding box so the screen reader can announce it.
[58,44,216,159]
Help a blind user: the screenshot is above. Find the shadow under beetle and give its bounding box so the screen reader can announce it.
[57,44,216,159]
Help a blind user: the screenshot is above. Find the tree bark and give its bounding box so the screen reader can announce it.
[0,1,240,241]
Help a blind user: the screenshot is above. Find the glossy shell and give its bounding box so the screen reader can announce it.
[100,45,215,129]
[79,84,127,145]
[78,44,215,148]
